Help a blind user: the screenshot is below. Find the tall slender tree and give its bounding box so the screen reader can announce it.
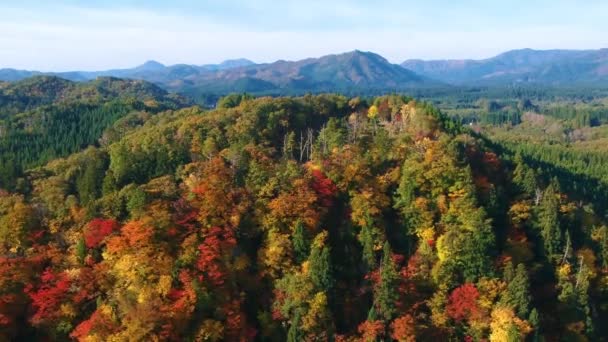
[374,242,399,322]
[537,183,562,257]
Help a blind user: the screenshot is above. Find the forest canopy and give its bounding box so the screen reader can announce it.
[0,90,606,341]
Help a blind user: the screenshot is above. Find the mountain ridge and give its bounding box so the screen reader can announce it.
[3,48,608,95]
[0,58,255,83]
[402,48,608,85]
[183,50,430,93]
[0,51,431,95]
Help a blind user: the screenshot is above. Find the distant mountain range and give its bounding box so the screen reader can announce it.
[176,51,430,95]
[0,51,431,96]
[0,58,256,83]
[402,48,608,86]
[2,49,608,97]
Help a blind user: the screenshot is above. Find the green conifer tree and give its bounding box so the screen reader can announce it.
[505,263,531,318]
[360,216,377,269]
[292,220,309,264]
[537,183,562,257]
[308,232,334,292]
[374,242,399,322]
[529,308,540,342]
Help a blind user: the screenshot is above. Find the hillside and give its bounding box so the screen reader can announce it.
[0,94,605,341]
[0,76,191,189]
[402,48,608,86]
[0,76,188,117]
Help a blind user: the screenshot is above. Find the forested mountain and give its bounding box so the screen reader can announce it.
[176,51,429,95]
[5,48,608,96]
[402,48,608,86]
[0,76,191,190]
[0,51,430,97]
[0,93,605,341]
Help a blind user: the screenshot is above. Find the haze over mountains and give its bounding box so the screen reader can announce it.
[0,58,256,83]
[402,48,608,86]
[1,49,608,97]
[0,51,428,95]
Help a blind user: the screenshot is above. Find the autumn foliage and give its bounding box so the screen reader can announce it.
[196,226,236,287]
[25,268,71,326]
[391,314,416,342]
[446,283,481,322]
[84,219,119,248]
[0,95,601,340]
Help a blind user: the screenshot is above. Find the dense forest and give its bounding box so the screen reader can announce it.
[1,82,607,341]
[0,76,190,190]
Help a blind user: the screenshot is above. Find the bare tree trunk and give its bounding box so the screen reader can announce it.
[561,232,571,265]
[534,188,542,206]
[575,256,584,289]
[299,130,305,162]
[306,128,314,161]
[320,124,328,155]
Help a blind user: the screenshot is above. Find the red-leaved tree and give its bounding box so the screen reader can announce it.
[446,283,480,322]
[310,169,337,207]
[391,314,416,342]
[196,226,236,287]
[84,219,120,248]
[25,268,71,326]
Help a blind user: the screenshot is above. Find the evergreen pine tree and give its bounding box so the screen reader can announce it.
[512,154,539,198]
[374,242,399,322]
[600,226,608,269]
[522,168,538,198]
[292,220,309,264]
[575,262,593,336]
[529,308,540,342]
[75,238,87,264]
[308,232,334,292]
[505,263,531,318]
[367,305,378,321]
[503,260,515,283]
[360,216,376,270]
[76,156,106,205]
[537,183,562,257]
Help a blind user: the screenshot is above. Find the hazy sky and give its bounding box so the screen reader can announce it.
[1,0,607,71]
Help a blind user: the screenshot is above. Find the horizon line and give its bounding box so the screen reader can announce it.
[1,46,607,73]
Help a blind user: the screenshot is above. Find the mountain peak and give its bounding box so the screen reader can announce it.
[137,60,166,71]
[219,58,255,68]
[318,50,389,65]
[342,50,378,57]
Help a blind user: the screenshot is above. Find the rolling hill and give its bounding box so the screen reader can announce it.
[0,76,189,118]
[0,76,192,188]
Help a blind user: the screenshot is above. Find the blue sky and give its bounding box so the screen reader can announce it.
[1,0,607,71]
